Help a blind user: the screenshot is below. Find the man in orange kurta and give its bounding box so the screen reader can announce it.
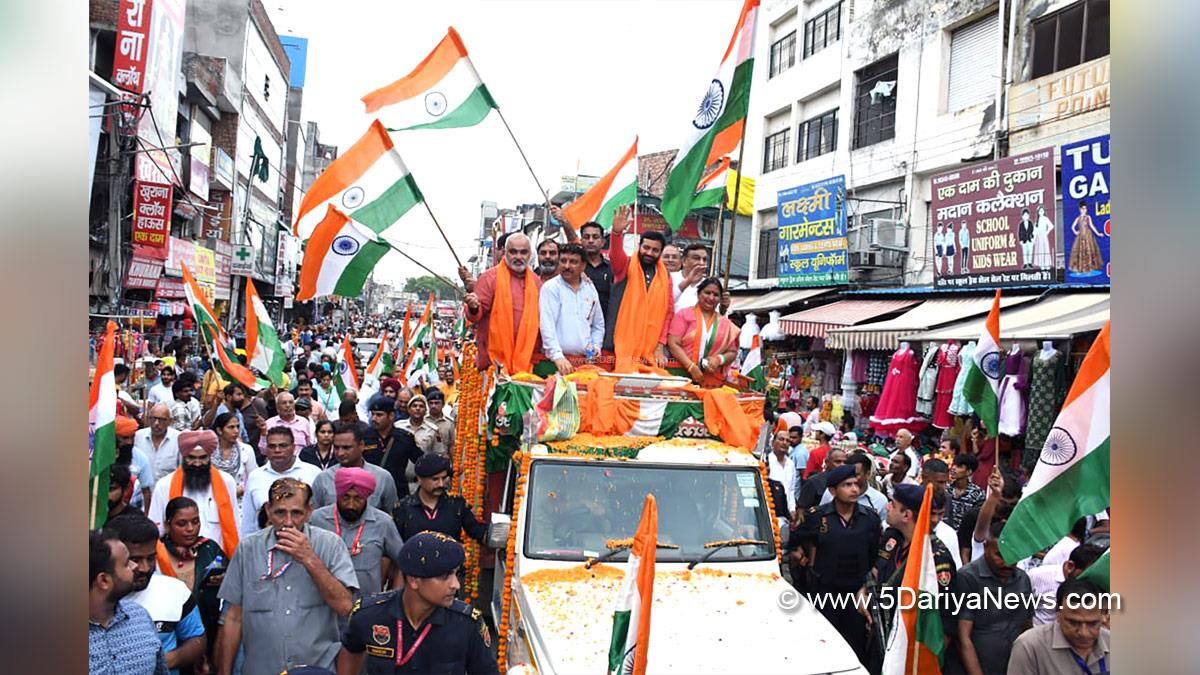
[464,233,544,373]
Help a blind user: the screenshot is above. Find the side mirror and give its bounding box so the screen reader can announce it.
[486,513,512,549]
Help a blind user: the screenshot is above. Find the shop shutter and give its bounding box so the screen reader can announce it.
[947,13,999,112]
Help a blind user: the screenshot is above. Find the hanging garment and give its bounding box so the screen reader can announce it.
[870,348,928,436]
[997,352,1031,436]
[1023,350,1068,471]
[932,342,962,429]
[915,345,939,417]
[867,352,890,386]
[948,342,976,416]
[851,351,869,384]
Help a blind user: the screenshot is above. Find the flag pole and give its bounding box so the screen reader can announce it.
[419,199,466,269]
[710,194,727,277]
[493,107,559,233]
[722,128,749,288]
[380,239,461,293]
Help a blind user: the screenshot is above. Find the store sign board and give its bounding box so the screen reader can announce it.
[231,245,255,276]
[777,175,848,287]
[131,179,171,248]
[1060,134,1111,285]
[931,147,1057,288]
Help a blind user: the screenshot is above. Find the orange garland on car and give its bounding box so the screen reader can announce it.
[757,460,783,563]
[454,344,487,603]
[496,448,531,668]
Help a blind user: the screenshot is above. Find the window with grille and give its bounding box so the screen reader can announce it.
[803,2,843,59]
[757,227,779,279]
[797,109,838,162]
[1031,0,1109,78]
[769,31,797,78]
[853,54,898,149]
[763,129,790,173]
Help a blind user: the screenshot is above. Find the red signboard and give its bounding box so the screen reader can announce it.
[132,180,171,248]
[112,0,152,95]
[125,254,163,289]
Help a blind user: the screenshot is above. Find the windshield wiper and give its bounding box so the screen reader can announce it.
[687,539,769,570]
[585,539,680,569]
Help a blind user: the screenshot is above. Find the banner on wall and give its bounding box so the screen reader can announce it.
[931,147,1057,288]
[1060,134,1110,285]
[777,175,848,287]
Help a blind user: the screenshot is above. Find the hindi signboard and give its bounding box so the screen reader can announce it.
[131,180,171,248]
[231,245,255,276]
[930,148,1057,288]
[777,175,848,287]
[1060,134,1110,285]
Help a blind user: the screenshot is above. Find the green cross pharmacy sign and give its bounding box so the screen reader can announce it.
[231,245,255,276]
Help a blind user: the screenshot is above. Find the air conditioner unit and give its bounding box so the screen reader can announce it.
[866,218,908,251]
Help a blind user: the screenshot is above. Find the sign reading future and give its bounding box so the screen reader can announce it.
[930,147,1057,289]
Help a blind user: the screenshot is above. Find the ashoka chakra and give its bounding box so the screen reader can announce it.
[1040,426,1078,466]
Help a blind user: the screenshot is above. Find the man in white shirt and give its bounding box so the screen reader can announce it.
[895,428,922,480]
[765,430,797,514]
[538,243,605,375]
[671,244,710,311]
[169,380,201,431]
[241,425,321,535]
[147,430,240,551]
[1027,543,1106,626]
[134,403,182,481]
[146,365,176,408]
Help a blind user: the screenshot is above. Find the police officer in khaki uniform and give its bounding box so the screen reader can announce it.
[336,531,498,674]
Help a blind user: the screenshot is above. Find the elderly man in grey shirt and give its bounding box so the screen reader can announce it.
[216,477,357,675]
[946,520,1035,675]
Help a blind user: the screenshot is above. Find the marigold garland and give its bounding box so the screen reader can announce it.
[757,460,783,564]
[496,449,531,668]
[454,343,488,603]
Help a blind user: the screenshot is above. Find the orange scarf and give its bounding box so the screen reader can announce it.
[613,256,670,372]
[488,263,540,374]
[169,467,239,559]
[155,540,177,578]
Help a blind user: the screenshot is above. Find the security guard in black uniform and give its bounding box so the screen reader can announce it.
[337,531,500,674]
[394,454,488,543]
[791,463,881,664]
[363,397,422,496]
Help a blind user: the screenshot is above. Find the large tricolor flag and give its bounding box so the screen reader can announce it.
[961,290,1003,435]
[292,120,424,239]
[1000,322,1110,564]
[245,279,287,386]
[296,206,391,302]
[182,263,267,391]
[333,335,360,395]
[88,320,118,529]
[881,483,944,675]
[366,331,394,381]
[690,157,732,210]
[660,0,758,230]
[740,333,765,392]
[562,137,638,230]
[608,493,657,675]
[362,27,498,131]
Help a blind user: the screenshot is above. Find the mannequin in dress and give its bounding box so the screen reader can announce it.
[899,341,910,353]
[1040,340,1055,359]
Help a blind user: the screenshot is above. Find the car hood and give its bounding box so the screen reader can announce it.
[515,562,865,675]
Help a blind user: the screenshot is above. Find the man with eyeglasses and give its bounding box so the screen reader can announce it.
[241,427,321,535]
[147,365,177,408]
[134,402,182,482]
[256,391,316,455]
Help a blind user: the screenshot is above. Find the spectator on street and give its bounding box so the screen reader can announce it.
[538,242,604,375]
[147,430,239,557]
[89,528,168,675]
[241,426,320,536]
[1007,578,1111,675]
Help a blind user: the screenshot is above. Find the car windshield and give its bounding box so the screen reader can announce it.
[524,460,775,563]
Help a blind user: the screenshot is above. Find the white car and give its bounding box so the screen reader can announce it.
[489,439,868,675]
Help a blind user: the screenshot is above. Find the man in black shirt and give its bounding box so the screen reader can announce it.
[363,397,421,496]
[394,454,487,543]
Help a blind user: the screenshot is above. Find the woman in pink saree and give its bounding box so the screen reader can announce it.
[666,277,741,388]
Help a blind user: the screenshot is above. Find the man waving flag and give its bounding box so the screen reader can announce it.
[881,483,944,675]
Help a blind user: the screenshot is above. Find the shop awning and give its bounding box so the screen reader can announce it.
[825,296,1035,350]
[779,299,919,338]
[903,293,1109,341]
[730,288,834,313]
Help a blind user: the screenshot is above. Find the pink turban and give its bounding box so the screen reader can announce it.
[335,467,377,500]
[178,430,218,455]
[381,377,402,392]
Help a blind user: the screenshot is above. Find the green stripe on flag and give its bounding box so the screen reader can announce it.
[391,85,498,132]
[332,241,391,298]
[608,609,632,672]
[657,402,704,438]
[351,174,424,233]
[962,364,1000,436]
[1000,439,1109,563]
[1077,550,1110,590]
[89,423,116,528]
[915,594,945,665]
[594,181,638,230]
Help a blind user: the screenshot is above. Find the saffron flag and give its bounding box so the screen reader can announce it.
[363,27,498,131]
[245,279,287,387]
[89,320,118,529]
[1000,322,1110,564]
[562,137,638,230]
[660,0,758,230]
[608,493,657,675]
[690,157,732,210]
[292,120,424,239]
[881,483,945,675]
[296,206,391,302]
[182,263,267,391]
[961,290,1003,435]
[334,334,360,395]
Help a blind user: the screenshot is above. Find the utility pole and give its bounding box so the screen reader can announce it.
[106,107,127,311]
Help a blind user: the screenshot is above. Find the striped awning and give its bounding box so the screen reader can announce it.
[826,296,1034,350]
[729,288,834,313]
[903,293,1109,341]
[779,299,919,338]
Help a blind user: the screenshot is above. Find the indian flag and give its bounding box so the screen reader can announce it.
[660,0,758,230]
[690,157,732,210]
[562,137,638,230]
[366,331,394,380]
[296,206,391,302]
[89,320,118,529]
[402,295,436,384]
[961,290,1003,436]
[608,493,657,675]
[292,120,424,239]
[334,334,360,395]
[881,483,944,675]
[740,333,765,391]
[362,27,498,131]
[245,279,287,386]
[1000,322,1110,564]
[182,263,267,391]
